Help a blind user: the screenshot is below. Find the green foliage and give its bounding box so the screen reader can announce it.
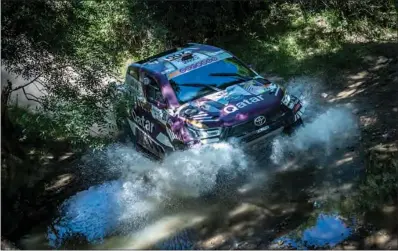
[2,0,129,149]
[326,149,398,217]
[107,83,136,129]
[8,103,111,150]
[355,150,398,210]
[221,3,396,78]
[1,0,396,150]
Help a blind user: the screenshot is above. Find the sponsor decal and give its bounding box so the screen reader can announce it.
[205,50,225,56]
[151,105,167,124]
[180,57,218,73]
[131,110,154,133]
[161,68,174,74]
[156,132,174,148]
[264,83,278,93]
[167,70,181,79]
[224,94,245,102]
[223,95,264,114]
[242,81,267,95]
[205,90,227,102]
[204,85,251,106]
[141,134,163,156]
[166,126,179,142]
[167,52,232,79]
[167,117,174,126]
[224,105,238,114]
[256,125,270,134]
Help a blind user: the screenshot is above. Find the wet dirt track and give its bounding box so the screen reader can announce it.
[16,76,371,250]
[14,42,398,251]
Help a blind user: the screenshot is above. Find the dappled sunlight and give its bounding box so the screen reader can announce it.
[2,0,397,249]
[58,152,75,161]
[369,143,398,153]
[329,87,367,102]
[348,81,365,88]
[347,70,369,81]
[193,199,308,249]
[337,183,354,192]
[45,174,75,192]
[116,214,206,249]
[359,115,378,128]
[198,232,230,249]
[228,203,264,219]
[364,231,395,249]
[333,152,355,168]
[381,205,396,214]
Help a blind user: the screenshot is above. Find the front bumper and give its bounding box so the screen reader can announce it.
[222,103,300,143]
[188,98,305,148]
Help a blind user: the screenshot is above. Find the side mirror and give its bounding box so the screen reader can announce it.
[143,77,151,86]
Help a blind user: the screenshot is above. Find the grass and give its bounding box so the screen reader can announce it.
[115,4,396,81]
[220,8,396,80]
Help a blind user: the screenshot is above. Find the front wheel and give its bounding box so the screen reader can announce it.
[283,117,304,136]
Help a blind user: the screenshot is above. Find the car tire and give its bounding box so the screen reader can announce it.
[284,117,304,136]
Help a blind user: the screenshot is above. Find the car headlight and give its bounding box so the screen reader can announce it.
[281,92,294,109]
[198,128,221,138]
[188,126,222,139]
[281,91,304,117]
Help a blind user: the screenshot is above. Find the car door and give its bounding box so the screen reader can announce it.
[125,67,173,158]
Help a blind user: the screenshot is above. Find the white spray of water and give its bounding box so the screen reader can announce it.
[269,76,359,166]
[270,107,359,165]
[47,142,249,247]
[47,76,361,247]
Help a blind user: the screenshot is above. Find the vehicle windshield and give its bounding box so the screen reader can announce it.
[169,57,257,104]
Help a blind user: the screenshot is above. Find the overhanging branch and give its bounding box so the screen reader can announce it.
[22,87,44,104]
[11,73,43,92]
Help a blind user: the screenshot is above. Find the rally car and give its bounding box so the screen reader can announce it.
[114,43,304,159]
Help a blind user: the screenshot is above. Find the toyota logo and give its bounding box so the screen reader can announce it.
[254,116,266,126]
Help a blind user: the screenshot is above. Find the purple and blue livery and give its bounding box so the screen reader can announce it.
[118,43,304,158]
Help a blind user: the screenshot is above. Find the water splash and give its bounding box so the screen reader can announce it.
[270,107,358,165]
[269,77,359,166]
[45,76,361,248]
[47,142,249,248]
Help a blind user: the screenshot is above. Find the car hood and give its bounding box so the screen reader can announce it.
[178,79,285,129]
